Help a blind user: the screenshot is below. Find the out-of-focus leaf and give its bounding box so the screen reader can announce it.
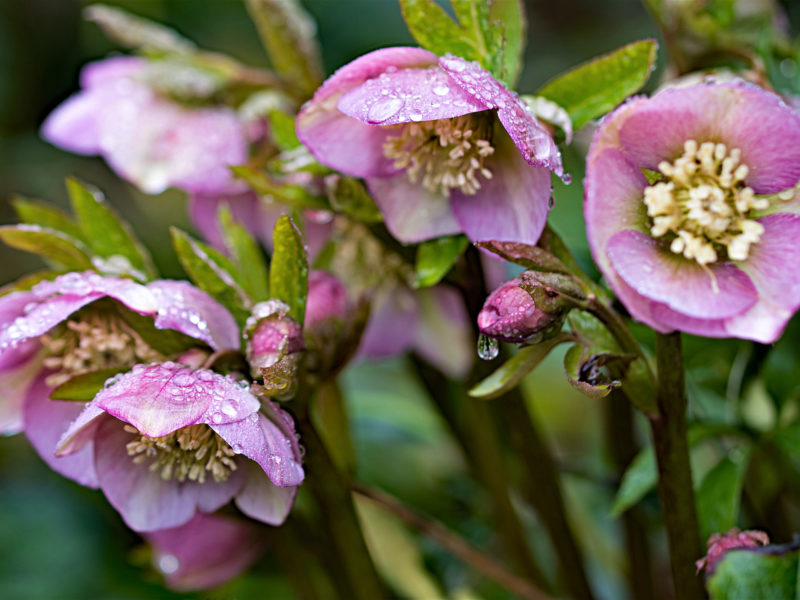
[325,176,382,224]
[171,227,251,326]
[469,334,571,399]
[311,382,355,473]
[0,225,94,271]
[697,450,751,541]
[245,0,323,98]
[11,197,85,243]
[66,177,156,280]
[231,165,330,211]
[564,344,630,399]
[399,0,479,61]
[84,4,196,55]
[266,109,302,151]
[488,0,526,85]
[415,235,468,288]
[537,39,658,130]
[50,368,127,401]
[269,216,308,323]
[476,240,569,273]
[610,446,657,517]
[218,206,270,302]
[354,495,446,600]
[708,546,800,599]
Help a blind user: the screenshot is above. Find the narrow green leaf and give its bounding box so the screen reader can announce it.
[266,109,302,151]
[231,165,330,211]
[415,235,468,288]
[610,447,657,516]
[171,228,252,326]
[84,4,196,54]
[399,0,479,60]
[488,0,526,85]
[537,39,658,130]
[708,548,799,600]
[469,334,571,399]
[66,177,156,280]
[218,206,270,302]
[476,240,570,273]
[269,216,308,324]
[0,225,94,271]
[11,197,85,242]
[311,382,356,473]
[325,177,383,224]
[245,0,324,98]
[697,450,751,541]
[50,367,127,401]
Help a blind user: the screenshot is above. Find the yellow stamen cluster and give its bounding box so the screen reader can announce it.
[41,309,163,387]
[383,114,494,195]
[643,140,769,264]
[125,424,238,484]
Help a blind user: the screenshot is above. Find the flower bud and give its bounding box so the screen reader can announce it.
[477,274,570,343]
[305,271,349,333]
[245,300,304,398]
[695,528,770,575]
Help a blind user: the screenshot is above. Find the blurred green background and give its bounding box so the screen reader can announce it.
[0,1,680,598]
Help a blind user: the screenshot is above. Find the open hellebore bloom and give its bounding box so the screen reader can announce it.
[585,81,800,342]
[57,362,304,532]
[41,56,250,196]
[0,271,238,485]
[296,47,565,244]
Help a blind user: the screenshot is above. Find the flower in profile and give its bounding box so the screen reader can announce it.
[696,528,769,574]
[297,47,564,245]
[57,362,304,532]
[585,81,800,342]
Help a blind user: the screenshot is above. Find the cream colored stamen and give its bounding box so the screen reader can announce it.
[383,114,495,195]
[41,309,163,387]
[125,424,238,484]
[643,140,769,264]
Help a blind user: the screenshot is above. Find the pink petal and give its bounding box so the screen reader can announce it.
[93,417,244,532]
[79,56,145,89]
[145,512,263,591]
[0,343,41,434]
[606,229,758,319]
[337,65,488,125]
[306,270,349,330]
[649,303,729,337]
[23,374,99,487]
[234,461,298,525]
[439,55,564,176]
[147,280,240,351]
[413,286,473,379]
[367,175,461,243]
[32,271,159,313]
[358,285,420,359]
[450,126,552,244]
[187,191,264,251]
[40,92,105,155]
[56,403,107,456]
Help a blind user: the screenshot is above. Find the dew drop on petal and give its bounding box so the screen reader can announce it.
[477,334,499,360]
[367,97,403,123]
[433,85,449,96]
[158,554,180,575]
[232,444,243,454]
[211,413,222,424]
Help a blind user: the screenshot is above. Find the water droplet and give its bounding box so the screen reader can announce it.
[232,444,243,454]
[172,373,194,388]
[409,112,423,122]
[548,195,555,209]
[158,554,180,574]
[197,370,214,382]
[221,402,237,417]
[433,85,449,96]
[211,413,222,424]
[367,97,403,123]
[477,334,499,360]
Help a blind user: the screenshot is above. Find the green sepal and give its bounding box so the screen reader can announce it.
[398,0,479,62]
[11,196,86,243]
[218,206,270,302]
[414,235,468,288]
[563,344,632,399]
[487,0,526,85]
[84,3,196,55]
[0,225,94,271]
[269,215,309,324]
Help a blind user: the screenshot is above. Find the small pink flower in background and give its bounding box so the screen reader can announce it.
[696,528,769,574]
[297,47,564,245]
[57,362,304,532]
[146,512,264,591]
[585,81,800,342]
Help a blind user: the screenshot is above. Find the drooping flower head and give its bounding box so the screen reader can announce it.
[297,47,565,245]
[585,81,800,342]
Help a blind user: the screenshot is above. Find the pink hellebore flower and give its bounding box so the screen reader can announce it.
[0,271,239,487]
[296,47,565,245]
[696,528,769,574]
[585,81,800,342]
[41,56,250,196]
[57,362,304,532]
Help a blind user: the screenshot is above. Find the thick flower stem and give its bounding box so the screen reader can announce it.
[650,332,705,600]
[295,412,389,600]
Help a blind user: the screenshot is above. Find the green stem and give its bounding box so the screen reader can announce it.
[650,332,705,600]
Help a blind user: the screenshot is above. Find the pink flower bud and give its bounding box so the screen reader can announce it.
[478,275,568,343]
[305,271,349,332]
[246,300,304,371]
[696,528,770,575]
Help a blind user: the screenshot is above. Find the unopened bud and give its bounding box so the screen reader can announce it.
[245,300,304,399]
[305,271,349,333]
[477,274,570,343]
[696,528,770,575]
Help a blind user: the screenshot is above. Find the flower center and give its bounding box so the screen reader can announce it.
[41,308,163,387]
[643,140,769,264]
[383,114,495,195]
[125,424,238,483]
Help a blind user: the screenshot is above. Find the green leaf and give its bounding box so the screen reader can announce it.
[325,176,383,224]
[66,177,156,280]
[469,334,571,399]
[610,446,657,516]
[266,109,302,151]
[231,165,330,211]
[84,4,196,55]
[218,206,270,302]
[11,197,85,242]
[415,235,468,288]
[708,547,800,600]
[50,367,127,401]
[399,0,479,61]
[697,450,751,541]
[476,240,570,273]
[537,39,658,130]
[0,225,94,271]
[564,344,627,399]
[171,227,252,326]
[488,0,526,85]
[269,216,308,324]
[311,382,355,473]
[244,0,324,99]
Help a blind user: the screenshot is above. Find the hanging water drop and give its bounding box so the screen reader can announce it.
[477,334,499,360]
